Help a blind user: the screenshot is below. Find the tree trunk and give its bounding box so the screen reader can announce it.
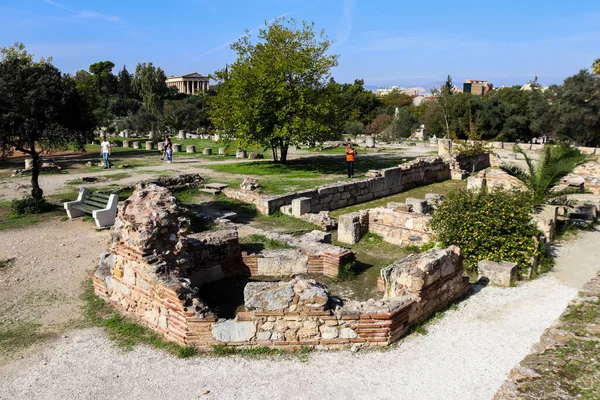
[30,152,44,200]
[279,139,288,164]
[270,143,279,163]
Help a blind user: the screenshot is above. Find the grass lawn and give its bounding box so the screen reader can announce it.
[329,180,467,218]
[0,201,63,231]
[203,155,408,195]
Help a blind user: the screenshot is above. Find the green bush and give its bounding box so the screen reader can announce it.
[429,189,540,273]
[10,197,53,216]
[336,261,358,281]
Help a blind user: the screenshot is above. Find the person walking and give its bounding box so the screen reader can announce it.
[100,135,112,169]
[165,142,173,164]
[161,135,171,160]
[345,143,357,178]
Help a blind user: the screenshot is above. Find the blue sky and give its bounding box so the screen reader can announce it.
[1,0,599,90]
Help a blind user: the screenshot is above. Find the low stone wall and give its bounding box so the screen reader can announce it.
[337,200,434,247]
[224,154,490,215]
[367,207,432,246]
[241,249,353,278]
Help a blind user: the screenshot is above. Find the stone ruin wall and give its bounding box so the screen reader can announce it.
[93,185,471,351]
[223,154,491,216]
[337,197,437,247]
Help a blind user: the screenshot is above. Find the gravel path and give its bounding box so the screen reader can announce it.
[1,229,598,400]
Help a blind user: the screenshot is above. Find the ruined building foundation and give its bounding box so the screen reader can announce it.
[93,185,471,351]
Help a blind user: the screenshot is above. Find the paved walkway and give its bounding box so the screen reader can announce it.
[1,229,598,400]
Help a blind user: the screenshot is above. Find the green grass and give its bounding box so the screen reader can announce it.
[240,234,295,251]
[336,261,358,281]
[212,344,312,360]
[0,323,53,355]
[330,180,467,218]
[203,156,408,195]
[0,201,62,231]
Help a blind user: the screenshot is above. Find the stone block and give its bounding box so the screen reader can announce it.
[186,145,196,153]
[256,331,272,341]
[292,197,312,217]
[132,141,141,149]
[338,212,362,244]
[236,149,247,159]
[438,139,452,156]
[467,176,485,190]
[320,325,338,340]
[172,144,182,152]
[122,140,131,148]
[145,141,153,150]
[178,130,186,139]
[339,327,358,339]
[203,148,212,155]
[256,250,309,276]
[405,198,429,214]
[212,320,256,342]
[477,260,519,287]
[218,147,227,156]
[244,282,294,310]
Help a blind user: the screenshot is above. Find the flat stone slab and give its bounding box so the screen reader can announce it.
[205,183,229,190]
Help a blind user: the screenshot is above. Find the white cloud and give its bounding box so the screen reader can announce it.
[42,0,121,23]
[333,0,354,49]
[200,12,292,57]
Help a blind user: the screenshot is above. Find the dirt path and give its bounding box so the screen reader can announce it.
[0,147,434,202]
[1,222,598,399]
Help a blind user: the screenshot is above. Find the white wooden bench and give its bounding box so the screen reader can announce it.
[64,188,119,228]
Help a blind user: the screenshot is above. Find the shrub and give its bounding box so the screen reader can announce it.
[10,197,53,216]
[336,261,358,281]
[429,189,540,273]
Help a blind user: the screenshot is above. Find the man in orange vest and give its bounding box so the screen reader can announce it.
[345,143,357,178]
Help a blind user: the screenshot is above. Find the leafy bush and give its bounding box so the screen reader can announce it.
[429,189,540,273]
[10,197,53,216]
[336,261,358,281]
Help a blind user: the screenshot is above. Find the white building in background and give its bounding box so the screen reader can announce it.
[166,72,210,94]
[376,86,425,96]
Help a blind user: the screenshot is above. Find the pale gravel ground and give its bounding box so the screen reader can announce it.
[1,229,598,400]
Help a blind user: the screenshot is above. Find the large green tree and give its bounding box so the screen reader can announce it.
[547,70,600,146]
[133,62,168,115]
[0,43,96,199]
[209,18,339,162]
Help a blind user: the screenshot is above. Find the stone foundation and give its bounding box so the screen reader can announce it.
[224,154,490,215]
[337,198,434,246]
[93,185,471,351]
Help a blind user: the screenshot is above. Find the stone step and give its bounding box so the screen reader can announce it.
[199,188,220,195]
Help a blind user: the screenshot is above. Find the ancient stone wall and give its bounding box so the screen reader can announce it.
[337,199,434,247]
[93,185,470,351]
[224,154,490,215]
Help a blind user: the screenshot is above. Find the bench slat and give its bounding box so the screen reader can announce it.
[88,196,110,203]
[92,193,111,199]
[72,204,97,214]
[83,199,108,208]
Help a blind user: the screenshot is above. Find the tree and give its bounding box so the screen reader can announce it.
[547,70,600,146]
[364,114,392,136]
[0,43,96,199]
[327,79,382,125]
[117,65,134,99]
[343,121,364,138]
[380,89,413,108]
[385,107,419,141]
[593,58,600,75]
[133,62,168,115]
[501,144,589,207]
[209,18,339,163]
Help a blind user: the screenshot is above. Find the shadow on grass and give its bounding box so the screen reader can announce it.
[206,154,412,178]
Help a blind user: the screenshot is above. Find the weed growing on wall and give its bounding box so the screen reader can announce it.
[429,189,540,273]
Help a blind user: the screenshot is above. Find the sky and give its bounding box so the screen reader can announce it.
[1,0,599,90]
